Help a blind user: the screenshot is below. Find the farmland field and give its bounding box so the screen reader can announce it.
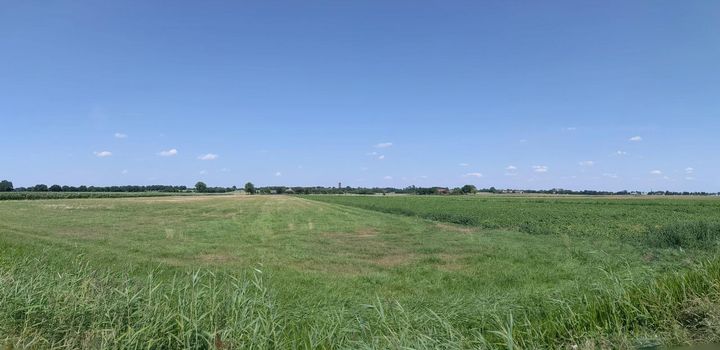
[2,194,720,349]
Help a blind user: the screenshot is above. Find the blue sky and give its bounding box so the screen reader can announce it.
[1,1,719,191]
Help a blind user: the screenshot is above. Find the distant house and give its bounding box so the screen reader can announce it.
[435,187,450,195]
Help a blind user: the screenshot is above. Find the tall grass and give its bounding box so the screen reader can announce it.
[645,221,720,249]
[3,254,720,349]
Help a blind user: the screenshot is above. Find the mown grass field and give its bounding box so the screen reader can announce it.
[0,192,224,201]
[2,195,720,349]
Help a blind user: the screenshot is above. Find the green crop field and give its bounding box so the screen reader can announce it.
[2,195,720,349]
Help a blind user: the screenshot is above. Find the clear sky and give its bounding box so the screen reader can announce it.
[2,1,719,191]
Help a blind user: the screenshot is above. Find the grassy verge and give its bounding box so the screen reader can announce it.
[2,252,720,349]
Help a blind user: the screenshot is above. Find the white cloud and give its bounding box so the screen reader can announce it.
[685,167,694,174]
[158,149,178,157]
[563,127,577,131]
[383,175,392,180]
[198,153,218,161]
[616,150,628,156]
[377,155,385,160]
[532,165,548,173]
[114,132,127,139]
[578,160,595,167]
[375,142,393,148]
[366,151,378,156]
[506,165,517,171]
[603,173,619,179]
[650,170,662,175]
[275,171,282,177]
[464,172,483,178]
[93,151,112,157]
[629,136,643,142]
[459,163,469,167]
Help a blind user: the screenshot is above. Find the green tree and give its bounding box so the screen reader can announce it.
[244,182,256,194]
[0,180,12,192]
[461,184,477,194]
[33,184,48,192]
[195,181,207,193]
[49,184,62,192]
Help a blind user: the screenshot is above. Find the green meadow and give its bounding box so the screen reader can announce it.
[2,194,720,349]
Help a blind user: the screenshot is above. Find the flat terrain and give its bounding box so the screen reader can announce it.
[2,195,720,348]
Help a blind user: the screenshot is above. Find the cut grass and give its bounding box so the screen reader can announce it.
[1,195,720,348]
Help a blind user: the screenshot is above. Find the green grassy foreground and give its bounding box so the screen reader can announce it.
[1,195,720,348]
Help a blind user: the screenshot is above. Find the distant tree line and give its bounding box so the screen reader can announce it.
[257,185,720,196]
[1,179,718,196]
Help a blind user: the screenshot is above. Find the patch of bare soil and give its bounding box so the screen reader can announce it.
[135,196,235,203]
[355,228,379,237]
[196,253,236,264]
[42,204,115,210]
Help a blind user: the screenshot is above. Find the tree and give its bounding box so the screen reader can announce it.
[49,184,62,192]
[461,184,477,194]
[244,182,256,194]
[33,184,48,192]
[195,181,207,193]
[0,180,12,192]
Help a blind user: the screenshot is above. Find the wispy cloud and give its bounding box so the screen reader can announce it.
[532,165,548,173]
[375,142,393,148]
[685,167,695,174]
[198,153,218,161]
[629,136,643,142]
[563,127,577,132]
[616,150,628,156]
[383,175,392,180]
[650,170,662,175]
[506,165,517,171]
[114,132,127,139]
[366,151,378,156]
[377,155,385,160]
[603,173,619,179]
[275,171,282,177]
[93,151,112,157]
[463,172,483,178]
[158,149,178,157]
[459,163,469,167]
[578,160,595,167]
[199,170,208,175]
